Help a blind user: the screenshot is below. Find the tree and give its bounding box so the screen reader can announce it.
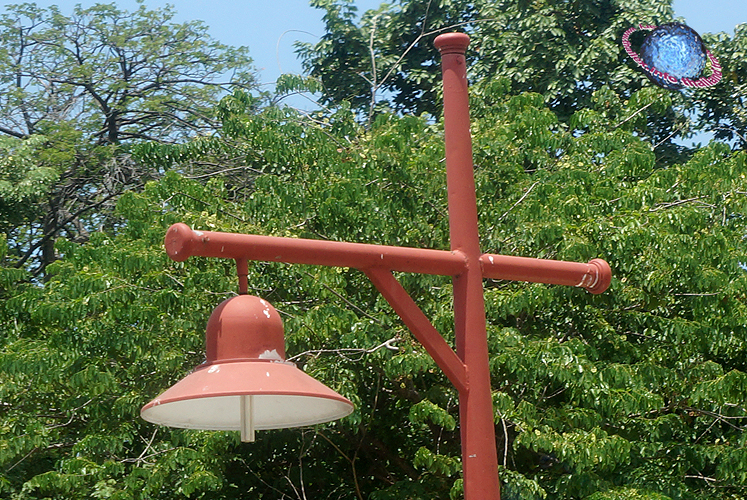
[0,2,256,144]
[0,135,59,234]
[2,79,746,499]
[0,127,130,277]
[297,0,746,150]
[0,2,258,276]
[297,0,671,119]
[2,0,746,498]
[690,24,747,147]
[296,0,476,120]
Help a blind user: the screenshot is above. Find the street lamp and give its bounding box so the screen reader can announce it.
[140,294,354,443]
[141,33,611,500]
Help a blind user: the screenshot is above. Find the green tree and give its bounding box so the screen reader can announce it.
[2,80,746,498]
[0,2,256,144]
[0,2,258,276]
[297,0,671,120]
[0,128,128,277]
[690,24,747,147]
[2,1,746,498]
[297,0,746,150]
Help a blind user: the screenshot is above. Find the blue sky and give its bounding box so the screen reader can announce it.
[3,0,744,89]
[672,0,747,35]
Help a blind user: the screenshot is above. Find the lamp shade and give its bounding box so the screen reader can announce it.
[141,295,354,441]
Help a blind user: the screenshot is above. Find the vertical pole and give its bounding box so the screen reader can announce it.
[435,33,501,499]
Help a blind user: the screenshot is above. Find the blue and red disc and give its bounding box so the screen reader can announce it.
[623,22,721,89]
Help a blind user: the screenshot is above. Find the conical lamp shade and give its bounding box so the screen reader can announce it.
[141,295,354,440]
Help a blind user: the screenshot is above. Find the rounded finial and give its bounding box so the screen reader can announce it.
[434,32,470,55]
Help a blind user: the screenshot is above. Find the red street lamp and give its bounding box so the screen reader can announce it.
[141,33,611,500]
[140,294,354,443]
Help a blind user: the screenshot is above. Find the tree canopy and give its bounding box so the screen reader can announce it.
[0,1,258,276]
[1,1,746,499]
[0,1,256,143]
[297,0,747,149]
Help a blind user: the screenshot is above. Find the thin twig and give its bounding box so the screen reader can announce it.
[649,196,714,211]
[684,407,747,430]
[694,417,720,444]
[5,448,36,473]
[684,473,717,483]
[317,430,364,500]
[714,125,747,145]
[275,29,319,74]
[135,429,159,464]
[498,181,539,221]
[287,337,399,363]
[6,442,74,473]
[367,14,381,126]
[496,409,509,467]
[46,412,75,430]
[353,374,381,500]
[184,164,265,179]
[613,102,653,129]
[306,271,383,325]
[374,18,499,95]
[652,123,686,149]
[119,447,177,465]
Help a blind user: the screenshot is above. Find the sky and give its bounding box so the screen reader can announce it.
[2,0,744,89]
[672,0,747,36]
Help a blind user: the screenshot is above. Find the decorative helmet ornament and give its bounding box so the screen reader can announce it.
[622,22,721,89]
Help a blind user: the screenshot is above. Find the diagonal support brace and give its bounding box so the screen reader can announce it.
[364,268,468,394]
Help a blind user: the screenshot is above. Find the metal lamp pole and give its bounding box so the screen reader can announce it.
[436,32,501,498]
[157,33,611,500]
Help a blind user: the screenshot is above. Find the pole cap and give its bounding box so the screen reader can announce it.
[434,32,470,55]
[585,259,612,294]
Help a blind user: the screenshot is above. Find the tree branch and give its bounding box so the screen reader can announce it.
[14,188,130,270]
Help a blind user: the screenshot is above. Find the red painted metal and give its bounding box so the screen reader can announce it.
[149,32,615,500]
[163,222,610,294]
[164,222,466,277]
[236,258,249,295]
[365,268,468,393]
[436,32,501,500]
[140,295,354,434]
[203,294,285,362]
[481,254,612,294]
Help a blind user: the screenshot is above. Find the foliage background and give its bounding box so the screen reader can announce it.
[1,1,746,499]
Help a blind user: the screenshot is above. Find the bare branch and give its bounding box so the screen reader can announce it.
[287,337,399,363]
[499,181,539,221]
[649,197,715,212]
[613,102,654,129]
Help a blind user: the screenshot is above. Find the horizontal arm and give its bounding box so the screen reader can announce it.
[165,224,612,294]
[165,223,467,276]
[480,254,611,294]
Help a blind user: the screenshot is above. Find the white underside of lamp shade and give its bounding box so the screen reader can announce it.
[141,360,354,431]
